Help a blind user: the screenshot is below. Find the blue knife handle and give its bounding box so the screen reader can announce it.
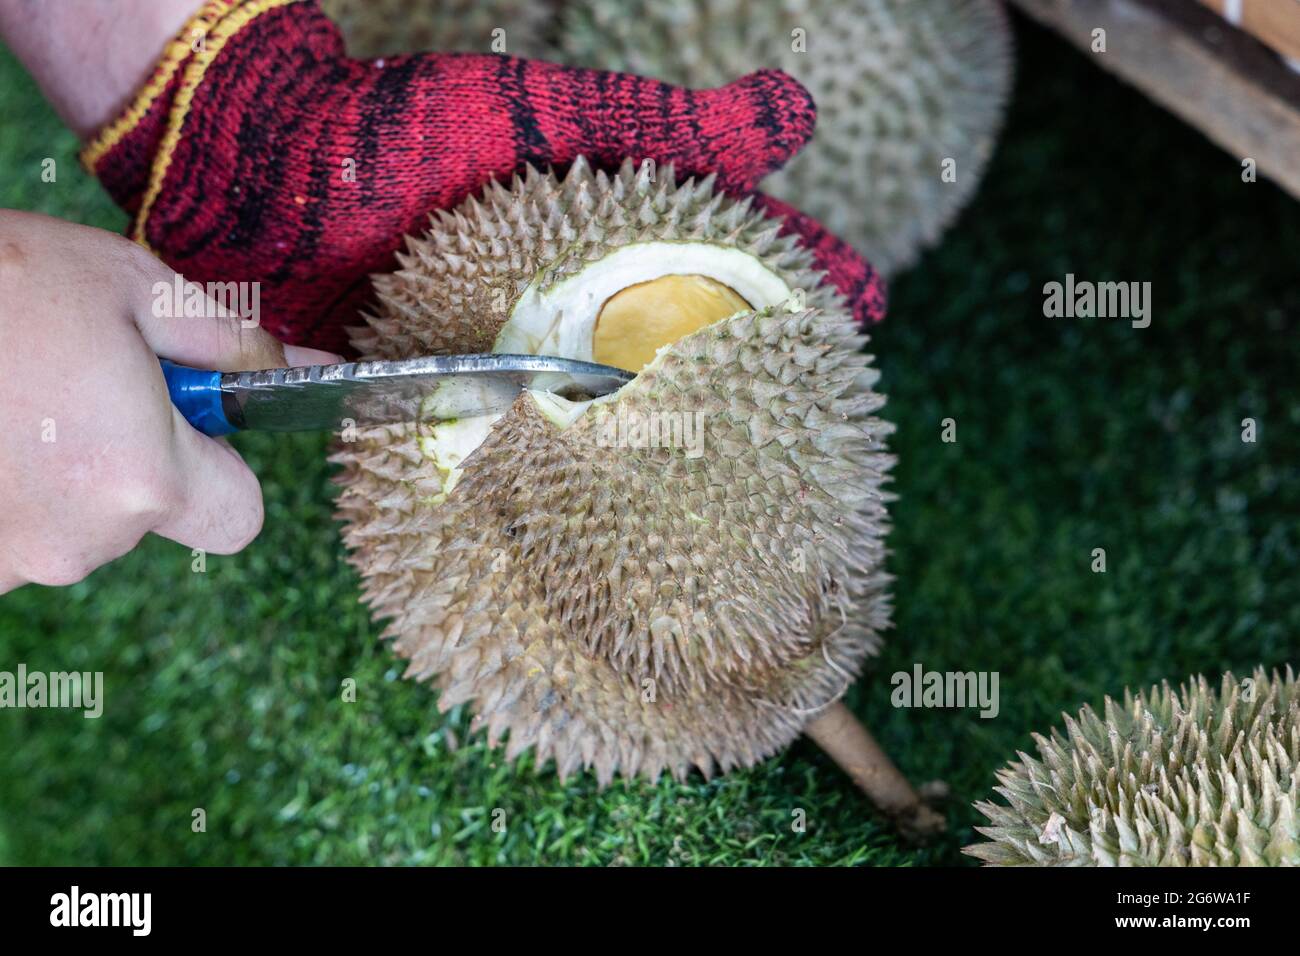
[160,360,237,437]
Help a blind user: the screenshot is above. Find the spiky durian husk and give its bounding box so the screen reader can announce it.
[319,0,550,58]
[551,0,1013,276]
[333,158,895,784]
[965,668,1300,866]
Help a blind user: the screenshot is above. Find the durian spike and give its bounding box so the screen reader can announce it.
[804,702,946,840]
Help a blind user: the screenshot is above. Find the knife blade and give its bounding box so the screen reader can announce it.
[160,354,635,437]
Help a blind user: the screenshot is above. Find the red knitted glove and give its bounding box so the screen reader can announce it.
[83,0,883,351]
[754,195,887,325]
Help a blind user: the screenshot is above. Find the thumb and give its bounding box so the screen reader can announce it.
[133,273,340,371]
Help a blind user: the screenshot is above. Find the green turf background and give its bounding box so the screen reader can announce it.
[1,15,1297,866]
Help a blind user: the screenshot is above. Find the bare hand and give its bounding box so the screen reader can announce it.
[0,211,337,592]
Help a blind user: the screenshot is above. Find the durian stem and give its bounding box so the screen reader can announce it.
[804,702,945,841]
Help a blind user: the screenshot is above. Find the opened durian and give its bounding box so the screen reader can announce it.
[553,0,1014,276]
[965,667,1300,866]
[318,0,550,58]
[334,157,942,835]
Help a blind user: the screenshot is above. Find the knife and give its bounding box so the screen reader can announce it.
[160,354,635,437]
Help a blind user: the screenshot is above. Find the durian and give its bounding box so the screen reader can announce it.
[965,667,1300,866]
[552,0,1015,276]
[333,157,942,834]
[318,0,550,58]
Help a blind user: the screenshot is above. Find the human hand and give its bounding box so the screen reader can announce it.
[0,210,337,593]
[76,0,858,351]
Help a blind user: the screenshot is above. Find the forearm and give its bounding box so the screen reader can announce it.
[0,0,198,137]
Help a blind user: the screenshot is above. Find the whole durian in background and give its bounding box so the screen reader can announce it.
[965,667,1300,866]
[553,0,1015,276]
[318,0,550,57]
[332,157,942,835]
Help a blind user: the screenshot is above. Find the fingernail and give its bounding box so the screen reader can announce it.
[284,345,345,367]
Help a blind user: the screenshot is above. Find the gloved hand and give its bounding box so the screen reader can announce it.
[83,0,883,352]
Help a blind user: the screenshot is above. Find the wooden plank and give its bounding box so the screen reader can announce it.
[1008,0,1300,200]
[1199,0,1300,64]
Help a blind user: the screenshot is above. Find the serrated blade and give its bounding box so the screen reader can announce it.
[219,354,635,432]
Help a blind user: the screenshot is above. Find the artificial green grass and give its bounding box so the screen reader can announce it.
[1,17,1297,866]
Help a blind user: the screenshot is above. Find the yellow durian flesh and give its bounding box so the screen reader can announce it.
[592,274,751,372]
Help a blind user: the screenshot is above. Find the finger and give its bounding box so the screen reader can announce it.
[284,344,344,367]
[151,411,265,554]
[701,70,817,192]
[750,193,888,326]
